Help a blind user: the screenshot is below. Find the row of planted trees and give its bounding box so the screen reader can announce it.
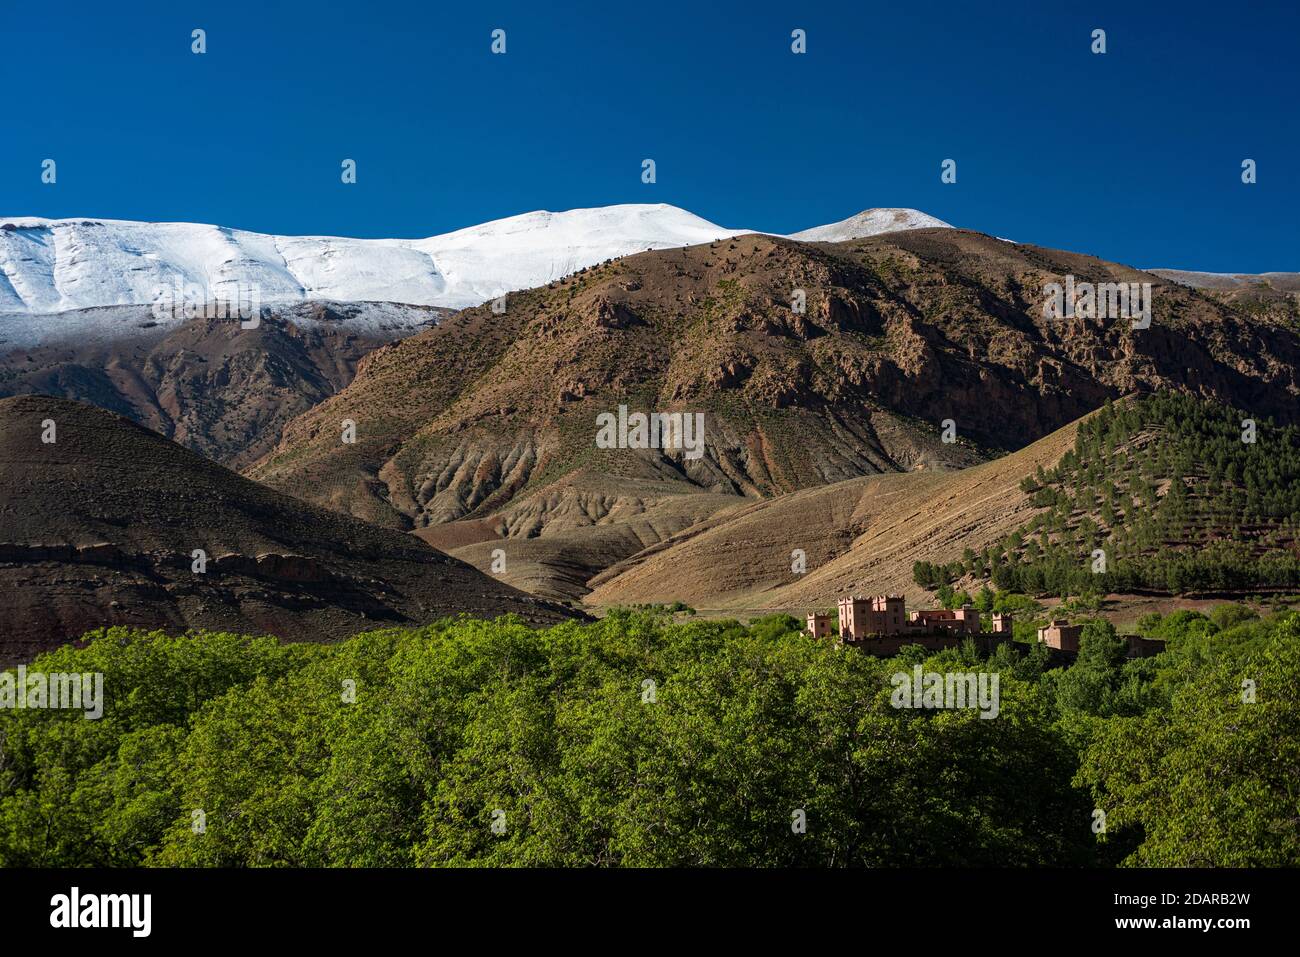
[917,394,1300,599]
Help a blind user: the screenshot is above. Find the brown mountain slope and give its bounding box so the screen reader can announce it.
[584,414,1087,612]
[1150,269,1300,292]
[0,395,576,665]
[247,228,1300,599]
[0,301,445,469]
[416,474,748,600]
[1149,270,1300,334]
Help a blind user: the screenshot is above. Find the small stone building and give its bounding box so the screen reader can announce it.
[1037,619,1084,653]
[805,613,833,640]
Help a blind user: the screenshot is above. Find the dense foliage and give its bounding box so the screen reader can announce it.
[917,394,1300,598]
[2,606,1295,867]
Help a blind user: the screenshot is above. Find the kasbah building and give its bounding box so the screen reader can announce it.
[806,596,1161,658]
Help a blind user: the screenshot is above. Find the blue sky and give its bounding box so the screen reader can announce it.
[3,0,1296,271]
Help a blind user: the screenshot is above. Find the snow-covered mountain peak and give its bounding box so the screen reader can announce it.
[0,205,748,318]
[0,204,952,341]
[787,208,951,242]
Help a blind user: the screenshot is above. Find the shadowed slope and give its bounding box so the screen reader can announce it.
[0,395,577,664]
[0,301,446,469]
